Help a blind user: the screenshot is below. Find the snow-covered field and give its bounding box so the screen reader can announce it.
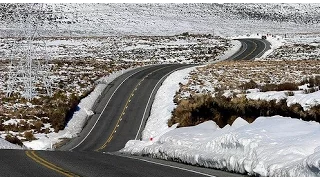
[0,3,320,177]
[120,65,320,177]
[0,35,231,63]
[0,34,230,149]
[1,3,320,38]
[177,59,319,110]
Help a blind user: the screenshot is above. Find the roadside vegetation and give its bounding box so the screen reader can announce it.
[0,59,145,145]
[170,60,320,128]
[0,34,231,146]
[1,32,319,146]
[169,94,320,128]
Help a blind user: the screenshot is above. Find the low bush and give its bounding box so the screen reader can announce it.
[24,131,36,141]
[169,94,320,128]
[33,121,43,133]
[239,79,258,90]
[301,76,320,88]
[277,83,299,91]
[285,91,295,96]
[5,135,23,146]
[261,82,299,92]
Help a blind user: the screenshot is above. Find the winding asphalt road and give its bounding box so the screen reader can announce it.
[0,38,270,177]
[228,38,271,60]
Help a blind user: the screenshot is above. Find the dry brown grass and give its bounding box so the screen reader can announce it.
[0,59,146,139]
[5,135,23,146]
[169,94,320,128]
[24,131,36,141]
[179,60,320,99]
[172,60,320,128]
[0,34,232,143]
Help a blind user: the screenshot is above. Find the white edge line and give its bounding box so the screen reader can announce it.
[107,152,212,177]
[255,39,267,59]
[134,65,194,140]
[231,39,247,60]
[240,40,248,57]
[69,66,149,151]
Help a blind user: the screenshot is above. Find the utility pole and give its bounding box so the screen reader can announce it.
[6,3,53,100]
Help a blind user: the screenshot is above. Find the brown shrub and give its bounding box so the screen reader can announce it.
[4,123,19,132]
[44,128,50,134]
[304,87,317,94]
[0,123,4,131]
[5,135,23,146]
[277,83,299,91]
[307,105,320,123]
[169,99,192,127]
[18,120,31,132]
[301,76,320,88]
[211,109,224,127]
[261,82,299,92]
[239,80,258,90]
[290,103,306,118]
[285,91,295,96]
[33,121,44,133]
[173,93,181,105]
[169,94,319,129]
[261,84,278,92]
[49,108,66,132]
[24,131,36,141]
[314,76,320,87]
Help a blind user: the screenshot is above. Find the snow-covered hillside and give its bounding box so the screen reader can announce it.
[0,3,319,177]
[1,3,320,37]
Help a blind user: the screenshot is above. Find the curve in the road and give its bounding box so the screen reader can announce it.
[60,64,194,152]
[227,38,271,60]
[0,37,270,177]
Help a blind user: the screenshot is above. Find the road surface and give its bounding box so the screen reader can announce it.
[227,38,271,60]
[0,38,270,177]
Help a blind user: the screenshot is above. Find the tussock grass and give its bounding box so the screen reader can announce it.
[5,135,23,146]
[179,60,320,99]
[172,60,320,128]
[0,34,232,143]
[0,59,145,140]
[169,94,320,128]
[24,131,36,141]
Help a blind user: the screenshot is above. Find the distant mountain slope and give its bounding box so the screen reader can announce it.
[0,3,320,37]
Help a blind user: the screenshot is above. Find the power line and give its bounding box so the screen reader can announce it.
[6,3,53,100]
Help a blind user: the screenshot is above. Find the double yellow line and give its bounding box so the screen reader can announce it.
[25,66,173,176]
[242,40,257,60]
[26,150,79,177]
[95,66,169,151]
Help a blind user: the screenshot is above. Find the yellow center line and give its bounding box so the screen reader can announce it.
[95,66,169,151]
[242,40,257,60]
[26,150,80,177]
